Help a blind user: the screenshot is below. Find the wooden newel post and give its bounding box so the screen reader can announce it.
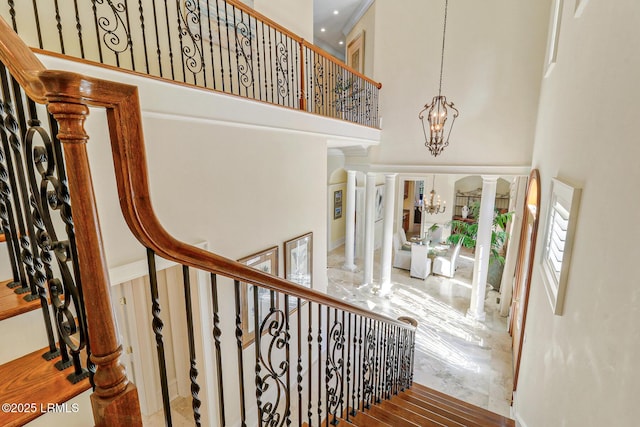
[47,101,142,426]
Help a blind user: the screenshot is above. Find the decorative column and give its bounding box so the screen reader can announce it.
[362,172,376,286]
[468,175,498,321]
[379,174,397,294]
[343,170,357,271]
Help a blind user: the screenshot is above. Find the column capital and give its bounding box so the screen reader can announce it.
[480,175,500,182]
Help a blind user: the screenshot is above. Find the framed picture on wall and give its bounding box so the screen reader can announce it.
[347,30,365,74]
[334,190,343,219]
[238,246,279,347]
[284,232,313,313]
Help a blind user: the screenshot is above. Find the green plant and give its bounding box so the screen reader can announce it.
[447,201,513,265]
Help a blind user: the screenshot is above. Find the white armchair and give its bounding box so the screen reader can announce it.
[393,232,411,270]
[432,240,463,278]
[410,244,432,279]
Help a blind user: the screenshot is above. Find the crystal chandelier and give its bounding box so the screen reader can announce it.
[422,175,446,215]
[418,0,459,157]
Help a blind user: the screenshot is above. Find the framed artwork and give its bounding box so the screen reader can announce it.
[375,184,384,222]
[544,0,564,77]
[238,246,279,347]
[540,178,581,315]
[334,190,343,220]
[284,232,313,313]
[346,30,365,74]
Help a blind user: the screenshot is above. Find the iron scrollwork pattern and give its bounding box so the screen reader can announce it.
[26,111,89,381]
[275,41,289,100]
[235,15,254,88]
[313,61,324,107]
[94,0,132,56]
[362,321,376,409]
[333,74,363,114]
[178,0,205,77]
[326,312,345,424]
[256,299,290,426]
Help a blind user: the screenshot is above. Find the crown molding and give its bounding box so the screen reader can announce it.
[343,0,375,37]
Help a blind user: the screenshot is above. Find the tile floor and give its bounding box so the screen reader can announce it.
[146,245,514,425]
[326,245,514,418]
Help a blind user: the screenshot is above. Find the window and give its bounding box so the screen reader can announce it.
[541,178,581,315]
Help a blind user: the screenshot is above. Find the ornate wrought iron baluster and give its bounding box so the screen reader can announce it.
[8,0,16,32]
[362,318,374,409]
[122,0,135,69]
[148,0,162,76]
[268,25,274,102]
[324,308,344,425]
[234,279,247,427]
[146,249,173,426]
[345,312,352,422]
[178,0,205,84]
[136,0,149,73]
[91,0,105,62]
[317,303,322,427]
[225,3,234,94]
[182,266,201,426]
[261,22,268,102]
[46,110,93,385]
[94,0,132,68]
[235,9,254,95]
[215,0,225,92]
[211,274,226,426]
[357,315,364,412]
[52,0,65,54]
[297,297,303,427]
[72,0,85,58]
[307,301,313,426]
[275,34,289,105]
[30,0,44,49]
[163,0,175,79]
[205,0,216,89]
[254,16,262,101]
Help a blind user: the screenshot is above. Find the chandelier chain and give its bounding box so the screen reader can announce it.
[438,0,449,98]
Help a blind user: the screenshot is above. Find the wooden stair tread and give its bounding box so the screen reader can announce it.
[0,346,91,427]
[367,404,422,427]
[350,410,393,426]
[405,383,515,427]
[0,279,39,321]
[378,399,454,427]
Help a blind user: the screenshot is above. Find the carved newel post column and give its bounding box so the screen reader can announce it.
[48,101,142,426]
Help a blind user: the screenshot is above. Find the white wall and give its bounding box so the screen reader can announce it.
[254,0,313,41]
[369,0,550,166]
[515,1,640,426]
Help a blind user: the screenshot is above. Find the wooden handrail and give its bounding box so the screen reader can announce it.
[226,0,383,89]
[302,40,383,89]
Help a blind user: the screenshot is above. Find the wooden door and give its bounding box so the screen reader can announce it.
[509,169,540,392]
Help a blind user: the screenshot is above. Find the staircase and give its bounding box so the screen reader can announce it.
[0,279,92,426]
[307,382,514,427]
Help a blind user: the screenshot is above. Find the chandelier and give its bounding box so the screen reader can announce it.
[422,176,446,215]
[418,0,459,157]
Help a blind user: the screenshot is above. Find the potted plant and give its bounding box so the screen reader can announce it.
[447,201,513,268]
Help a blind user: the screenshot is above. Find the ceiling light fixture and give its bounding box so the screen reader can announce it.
[320,28,326,32]
[422,175,446,215]
[333,10,339,15]
[418,0,459,157]
[339,41,344,45]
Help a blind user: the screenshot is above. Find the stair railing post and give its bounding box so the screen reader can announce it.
[47,100,142,426]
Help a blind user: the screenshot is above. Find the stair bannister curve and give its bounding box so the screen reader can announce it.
[0,15,415,426]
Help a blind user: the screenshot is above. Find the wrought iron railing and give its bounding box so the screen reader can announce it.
[0,15,405,426]
[0,59,90,384]
[0,0,381,128]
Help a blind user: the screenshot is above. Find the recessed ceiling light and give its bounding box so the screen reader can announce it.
[320,28,326,32]
[333,10,339,15]
[339,40,344,45]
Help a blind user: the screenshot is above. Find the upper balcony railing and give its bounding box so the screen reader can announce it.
[1,0,381,128]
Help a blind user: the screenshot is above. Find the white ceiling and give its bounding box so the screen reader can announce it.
[313,0,372,60]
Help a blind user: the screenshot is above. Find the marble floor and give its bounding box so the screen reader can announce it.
[327,245,514,418]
